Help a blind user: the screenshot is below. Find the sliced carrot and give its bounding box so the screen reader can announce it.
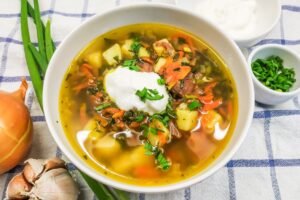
[165,65,191,89]
[80,63,94,79]
[203,99,223,111]
[172,33,195,52]
[157,131,167,146]
[73,82,90,94]
[198,93,214,104]
[95,115,108,127]
[112,110,125,119]
[129,121,140,129]
[102,107,120,115]
[133,165,160,178]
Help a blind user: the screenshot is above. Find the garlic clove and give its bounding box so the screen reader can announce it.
[6,173,32,199]
[31,168,80,200]
[44,158,66,172]
[23,159,44,183]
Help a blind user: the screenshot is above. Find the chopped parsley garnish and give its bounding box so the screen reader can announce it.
[252,56,296,92]
[149,127,158,135]
[122,59,141,71]
[157,152,171,170]
[141,124,149,137]
[144,141,155,155]
[135,114,145,122]
[188,100,202,110]
[130,37,141,55]
[143,141,171,170]
[135,87,164,102]
[95,102,111,111]
[157,78,166,85]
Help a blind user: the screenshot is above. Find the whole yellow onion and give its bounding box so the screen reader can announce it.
[0,79,33,174]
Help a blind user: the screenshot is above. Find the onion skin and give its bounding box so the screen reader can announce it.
[0,80,33,174]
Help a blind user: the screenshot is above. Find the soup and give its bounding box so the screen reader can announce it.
[59,24,238,185]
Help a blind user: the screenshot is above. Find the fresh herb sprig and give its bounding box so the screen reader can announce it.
[252,56,296,92]
[130,37,141,55]
[122,59,141,71]
[136,87,164,102]
[144,141,171,170]
[188,100,202,110]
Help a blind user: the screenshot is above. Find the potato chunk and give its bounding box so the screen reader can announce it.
[121,39,134,58]
[154,57,167,73]
[86,51,102,68]
[148,119,170,147]
[176,104,198,131]
[153,39,175,57]
[93,135,121,159]
[103,44,122,66]
[138,47,150,58]
[111,153,132,174]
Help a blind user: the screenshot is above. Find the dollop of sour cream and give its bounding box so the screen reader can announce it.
[105,67,169,115]
[197,0,257,39]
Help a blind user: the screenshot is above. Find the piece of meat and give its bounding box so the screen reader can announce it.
[186,131,216,160]
[139,62,154,72]
[171,75,195,97]
[169,121,182,139]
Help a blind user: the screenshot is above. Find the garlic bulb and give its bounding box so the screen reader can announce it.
[6,158,80,200]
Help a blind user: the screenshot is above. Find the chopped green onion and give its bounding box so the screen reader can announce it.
[252,56,296,92]
[123,59,140,71]
[95,103,111,111]
[135,114,144,122]
[156,152,171,170]
[157,78,166,85]
[135,87,164,102]
[143,141,171,170]
[149,127,158,135]
[188,100,202,110]
[130,37,141,55]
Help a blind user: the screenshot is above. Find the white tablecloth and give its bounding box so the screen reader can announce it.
[1,0,300,199]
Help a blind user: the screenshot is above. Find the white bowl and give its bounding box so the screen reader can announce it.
[176,0,281,47]
[234,0,281,47]
[43,3,254,193]
[248,44,300,105]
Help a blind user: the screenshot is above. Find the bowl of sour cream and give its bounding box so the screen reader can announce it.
[178,0,281,47]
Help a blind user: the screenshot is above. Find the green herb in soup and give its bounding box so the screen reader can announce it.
[59,24,238,186]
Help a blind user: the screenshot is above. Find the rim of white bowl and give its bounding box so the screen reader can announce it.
[234,0,281,43]
[248,44,300,96]
[43,3,254,193]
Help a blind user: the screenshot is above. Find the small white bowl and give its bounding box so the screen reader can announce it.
[235,0,281,47]
[248,44,300,105]
[176,0,281,47]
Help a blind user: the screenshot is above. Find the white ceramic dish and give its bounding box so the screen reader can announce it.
[43,3,254,193]
[175,0,281,47]
[248,44,300,105]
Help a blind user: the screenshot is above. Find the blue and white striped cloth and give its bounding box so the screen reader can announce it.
[1,0,300,199]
